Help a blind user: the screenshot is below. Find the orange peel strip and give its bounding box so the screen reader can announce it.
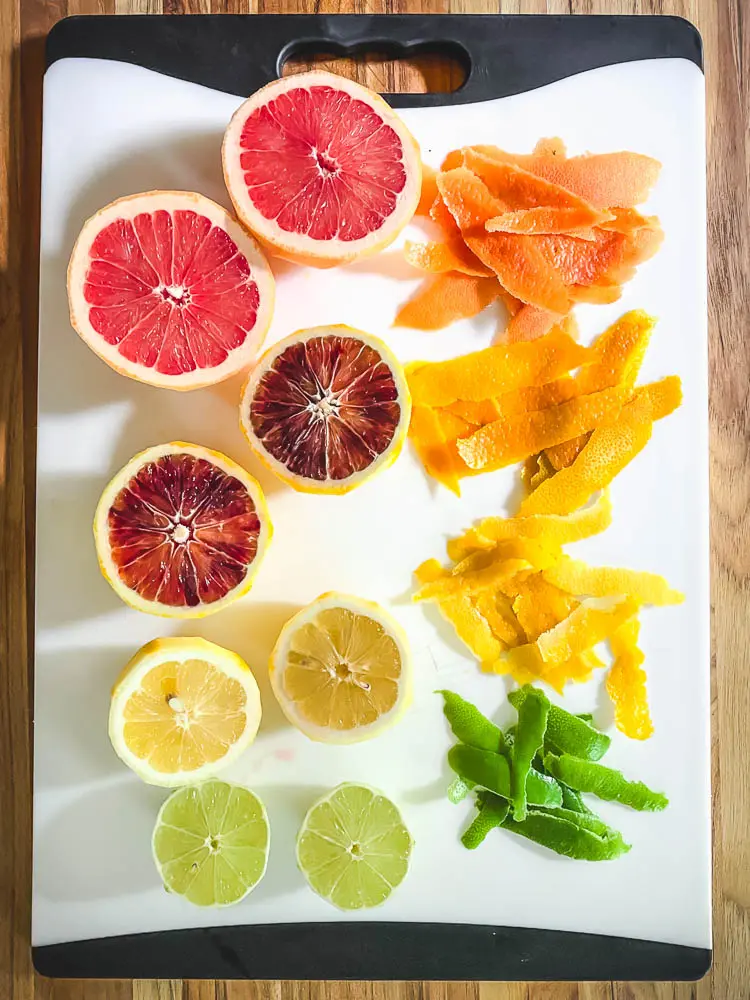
[415,559,503,663]
[575,310,656,396]
[463,148,613,220]
[518,394,654,516]
[456,384,629,472]
[450,146,661,209]
[606,616,654,740]
[543,555,685,606]
[534,137,567,157]
[465,231,571,314]
[503,305,561,344]
[570,284,623,305]
[409,405,462,495]
[437,167,506,230]
[395,272,501,331]
[407,328,590,407]
[403,239,492,277]
[486,206,614,235]
[416,164,439,215]
[429,194,461,237]
[633,375,683,421]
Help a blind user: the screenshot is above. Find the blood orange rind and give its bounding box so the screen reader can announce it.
[94,442,272,618]
[222,71,422,268]
[68,191,275,390]
[240,325,412,496]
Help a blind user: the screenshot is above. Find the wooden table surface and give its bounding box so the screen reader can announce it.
[1,0,747,997]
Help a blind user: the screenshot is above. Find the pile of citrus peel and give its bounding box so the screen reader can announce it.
[411,311,684,741]
[396,138,662,340]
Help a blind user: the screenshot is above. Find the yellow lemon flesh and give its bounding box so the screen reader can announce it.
[270,592,412,743]
[109,636,262,786]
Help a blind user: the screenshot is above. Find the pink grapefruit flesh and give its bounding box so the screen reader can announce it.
[222,72,421,267]
[68,192,275,390]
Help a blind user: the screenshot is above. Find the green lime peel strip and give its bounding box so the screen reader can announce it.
[448,744,562,808]
[510,686,550,821]
[544,752,669,812]
[501,809,631,861]
[509,686,611,761]
[461,793,509,849]
[439,690,509,754]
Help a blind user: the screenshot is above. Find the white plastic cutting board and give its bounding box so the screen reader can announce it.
[33,55,709,951]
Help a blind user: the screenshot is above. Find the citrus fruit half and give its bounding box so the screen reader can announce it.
[68,191,275,389]
[296,783,413,910]
[153,780,269,905]
[94,442,272,618]
[240,325,411,494]
[269,592,412,743]
[109,636,262,786]
[222,71,422,267]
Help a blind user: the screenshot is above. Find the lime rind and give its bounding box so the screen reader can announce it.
[296,783,413,911]
[153,780,269,908]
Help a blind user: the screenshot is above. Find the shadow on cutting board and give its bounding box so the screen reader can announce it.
[35,778,167,901]
[175,599,300,737]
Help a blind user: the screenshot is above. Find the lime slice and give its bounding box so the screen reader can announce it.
[152,780,269,907]
[296,783,413,910]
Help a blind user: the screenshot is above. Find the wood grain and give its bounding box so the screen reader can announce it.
[0,0,746,997]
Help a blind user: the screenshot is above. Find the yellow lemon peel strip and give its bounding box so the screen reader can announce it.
[606,616,654,740]
[543,555,685,606]
[415,559,503,663]
[535,595,640,666]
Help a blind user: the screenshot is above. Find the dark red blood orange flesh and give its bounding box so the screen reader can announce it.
[248,335,402,482]
[84,209,260,376]
[238,86,407,241]
[107,452,261,607]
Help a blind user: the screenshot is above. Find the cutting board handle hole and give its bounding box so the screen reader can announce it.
[280,43,469,94]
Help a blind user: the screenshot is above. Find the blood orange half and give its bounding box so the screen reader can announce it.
[68,192,275,390]
[240,325,411,495]
[94,443,272,618]
[222,71,422,267]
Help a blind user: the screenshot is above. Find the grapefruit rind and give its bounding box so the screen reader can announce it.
[269,592,413,745]
[109,636,262,787]
[67,191,275,390]
[240,325,412,496]
[222,71,422,268]
[93,441,273,618]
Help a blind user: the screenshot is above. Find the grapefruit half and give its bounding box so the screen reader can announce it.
[222,71,422,267]
[240,325,411,495]
[94,442,272,618]
[68,191,275,390]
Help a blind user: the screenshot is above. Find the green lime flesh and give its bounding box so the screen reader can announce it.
[152,780,269,907]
